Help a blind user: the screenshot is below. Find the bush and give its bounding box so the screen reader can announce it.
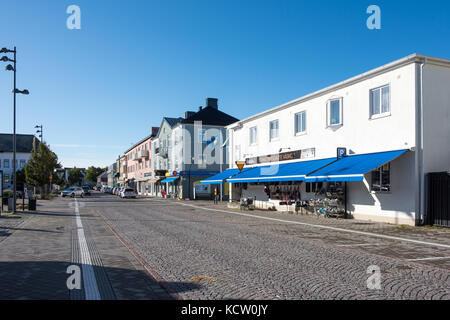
[2,190,14,198]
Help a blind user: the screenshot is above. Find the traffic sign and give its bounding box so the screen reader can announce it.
[235,161,245,172]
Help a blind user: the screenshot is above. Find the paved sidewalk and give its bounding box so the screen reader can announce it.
[0,198,174,300]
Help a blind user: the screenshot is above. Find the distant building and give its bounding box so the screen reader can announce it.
[151,98,239,199]
[0,133,40,190]
[123,127,159,194]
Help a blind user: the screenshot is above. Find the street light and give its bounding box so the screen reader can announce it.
[1,46,29,214]
[35,124,43,142]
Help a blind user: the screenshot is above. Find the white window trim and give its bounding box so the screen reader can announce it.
[326,98,343,127]
[269,119,280,142]
[369,84,391,119]
[249,126,258,146]
[294,111,307,136]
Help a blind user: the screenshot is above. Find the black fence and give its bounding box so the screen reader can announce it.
[426,172,450,227]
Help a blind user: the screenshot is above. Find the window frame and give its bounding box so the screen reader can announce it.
[294,111,307,135]
[370,162,391,193]
[370,84,391,119]
[327,98,343,127]
[269,119,280,141]
[249,126,258,146]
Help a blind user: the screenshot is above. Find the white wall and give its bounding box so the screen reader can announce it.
[229,63,416,167]
[423,63,450,174]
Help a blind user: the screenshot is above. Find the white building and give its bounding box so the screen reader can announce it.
[221,54,450,226]
[0,134,39,190]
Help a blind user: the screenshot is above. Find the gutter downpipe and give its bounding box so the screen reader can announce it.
[417,58,427,225]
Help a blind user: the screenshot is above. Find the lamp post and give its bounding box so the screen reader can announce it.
[35,124,43,143]
[1,47,29,214]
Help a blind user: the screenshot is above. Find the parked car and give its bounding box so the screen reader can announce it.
[120,188,137,199]
[82,186,91,195]
[61,187,75,197]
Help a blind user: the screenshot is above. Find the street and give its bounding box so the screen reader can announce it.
[1,192,449,300]
[78,193,450,299]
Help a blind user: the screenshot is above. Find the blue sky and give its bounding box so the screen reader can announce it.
[0,0,449,168]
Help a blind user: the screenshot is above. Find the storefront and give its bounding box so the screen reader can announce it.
[222,149,409,221]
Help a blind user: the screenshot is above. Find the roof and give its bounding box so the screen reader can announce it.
[227,54,450,128]
[0,134,40,153]
[164,117,184,128]
[181,106,239,126]
[124,127,160,154]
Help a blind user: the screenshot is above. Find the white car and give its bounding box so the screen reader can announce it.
[69,187,84,198]
[120,188,137,199]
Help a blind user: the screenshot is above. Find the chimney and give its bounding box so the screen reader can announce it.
[199,106,203,111]
[184,111,196,119]
[206,98,218,110]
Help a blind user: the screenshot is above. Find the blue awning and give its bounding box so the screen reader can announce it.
[200,169,242,184]
[227,158,336,183]
[306,149,409,182]
[161,176,180,183]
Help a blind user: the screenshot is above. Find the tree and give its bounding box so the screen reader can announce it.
[25,142,60,198]
[68,168,83,186]
[85,166,105,184]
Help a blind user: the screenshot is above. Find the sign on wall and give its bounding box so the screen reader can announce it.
[245,148,316,165]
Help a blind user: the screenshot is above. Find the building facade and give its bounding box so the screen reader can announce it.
[224,54,450,226]
[123,127,159,194]
[151,98,239,199]
[0,134,39,190]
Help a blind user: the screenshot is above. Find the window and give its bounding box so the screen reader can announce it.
[269,120,279,141]
[4,159,9,168]
[327,99,342,126]
[295,111,306,134]
[370,85,390,117]
[371,163,391,192]
[198,129,206,143]
[4,174,9,184]
[305,182,322,193]
[249,127,257,145]
[20,160,25,168]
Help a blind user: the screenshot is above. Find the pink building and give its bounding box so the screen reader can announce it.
[124,127,159,194]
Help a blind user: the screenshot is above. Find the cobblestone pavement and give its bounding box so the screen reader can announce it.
[85,193,450,300]
[0,197,173,300]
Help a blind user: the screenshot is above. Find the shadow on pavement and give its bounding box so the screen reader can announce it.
[0,261,200,300]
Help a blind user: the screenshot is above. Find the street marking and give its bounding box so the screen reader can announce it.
[74,199,101,300]
[337,243,381,247]
[407,256,450,262]
[175,202,450,250]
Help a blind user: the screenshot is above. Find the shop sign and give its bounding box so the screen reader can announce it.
[144,172,152,177]
[246,149,305,165]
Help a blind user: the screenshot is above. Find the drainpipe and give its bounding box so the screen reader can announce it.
[417,57,427,225]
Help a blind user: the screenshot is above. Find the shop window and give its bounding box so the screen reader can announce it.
[327,98,343,127]
[305,182,323,193]
[249,126,257,145]
[371,163,391,192]
[295,111,306,135]
[370,85,390,117]
[269,120,279,141]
